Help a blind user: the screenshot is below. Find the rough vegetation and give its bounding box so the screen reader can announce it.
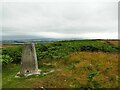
[2,40,120,64]
[1,40,120,88]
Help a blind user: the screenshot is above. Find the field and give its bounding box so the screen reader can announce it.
[1,40,120,89]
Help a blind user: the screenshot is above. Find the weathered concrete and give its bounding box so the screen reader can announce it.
[15,43,54,78]
[20,43,40,76]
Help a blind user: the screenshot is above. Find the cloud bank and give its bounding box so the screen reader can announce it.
[1,1,118,40]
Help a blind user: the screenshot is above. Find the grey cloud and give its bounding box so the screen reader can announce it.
[1,2,118,39]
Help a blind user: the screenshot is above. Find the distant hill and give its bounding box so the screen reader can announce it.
[2,35,84,43]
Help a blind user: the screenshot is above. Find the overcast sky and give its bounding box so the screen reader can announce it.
[1,0,119,40]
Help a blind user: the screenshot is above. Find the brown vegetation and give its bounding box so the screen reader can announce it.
[26,51,119,88]
[97,40,120,46]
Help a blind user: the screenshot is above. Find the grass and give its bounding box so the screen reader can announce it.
[2,64,47,88]
[97,40,120,46]
[2,51,119,88]
[2,40,119,88]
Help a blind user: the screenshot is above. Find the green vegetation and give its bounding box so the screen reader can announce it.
[2,46,22,63]
[0,55,13,65]
[2,40,120,88]
[2,40,120,63]
[36,40,119,61]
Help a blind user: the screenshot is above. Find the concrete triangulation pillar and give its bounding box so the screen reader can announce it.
[20,43,40,76]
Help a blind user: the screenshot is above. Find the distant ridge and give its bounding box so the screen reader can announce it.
[2,35,84,42]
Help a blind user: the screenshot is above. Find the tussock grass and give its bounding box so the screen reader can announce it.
[24,51,119,88]
[2,40,119,88]
[2,51,119,88]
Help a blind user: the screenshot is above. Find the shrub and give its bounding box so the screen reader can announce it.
[36,40,119,61]
[2,40,119,63]
[2,46,22,63]
[80,46,98,51]
[0,55,13,65]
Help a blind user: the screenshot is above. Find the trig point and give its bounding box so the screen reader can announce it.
[16,42,54,78]
[19,43,40,76]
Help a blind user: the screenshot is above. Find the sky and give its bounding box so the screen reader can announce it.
[1,0,119,40]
